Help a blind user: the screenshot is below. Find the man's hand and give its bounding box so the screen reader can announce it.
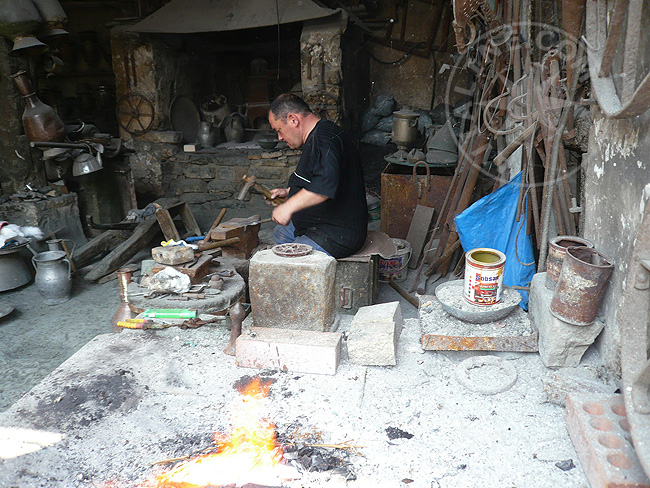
[266,187,289,206]
[271,188,329,226]
[272,202,293,226]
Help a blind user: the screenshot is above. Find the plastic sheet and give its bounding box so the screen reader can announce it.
[455,171,536,309]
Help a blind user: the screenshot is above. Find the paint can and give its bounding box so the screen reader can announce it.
[378,238,412,282]
[545,236,594,290]
[464,248,506,305]
[550,246,613,326]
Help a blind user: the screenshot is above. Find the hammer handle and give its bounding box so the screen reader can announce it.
[243,176,286,204]
[197,237,240,251]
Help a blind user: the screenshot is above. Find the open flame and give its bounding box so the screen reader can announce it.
[140,377,299,488]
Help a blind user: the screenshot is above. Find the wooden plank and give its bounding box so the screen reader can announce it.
[84,215,162,281]
[72,229,130,269]
[156,209,181,242]
[405,205,435,269]
[150,252,213,283]
[178,203,202,237]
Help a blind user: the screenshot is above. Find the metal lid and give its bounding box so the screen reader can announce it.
[392,108,420,119]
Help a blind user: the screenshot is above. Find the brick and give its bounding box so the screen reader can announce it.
[261,150,283,159]
[249,165,286,180]
[347,301,402,366]
[529,273,604,368]
[565,393,650,488]
[236,327,342,375]
[249,249,336,331]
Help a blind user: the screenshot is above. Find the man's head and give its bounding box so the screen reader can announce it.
[268,94,318,149]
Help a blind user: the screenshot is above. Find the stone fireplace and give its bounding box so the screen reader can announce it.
[109,4,368,217]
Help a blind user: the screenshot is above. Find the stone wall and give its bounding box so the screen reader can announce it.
[584,107,650,379]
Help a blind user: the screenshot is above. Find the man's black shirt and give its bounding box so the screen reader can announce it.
[288,119,367,258]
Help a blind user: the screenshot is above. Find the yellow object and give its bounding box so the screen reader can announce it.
[160,239,174,246]
[116,321,142,329]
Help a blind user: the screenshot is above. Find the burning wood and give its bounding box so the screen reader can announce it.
[137,377,300,488]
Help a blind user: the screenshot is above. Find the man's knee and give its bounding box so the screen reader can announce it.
[273,224,295,244]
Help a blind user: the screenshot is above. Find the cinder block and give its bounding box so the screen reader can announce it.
[529,273,604,368]
[347,301,403,366]
[566,393,650,488]
[249,249,336,331]
[235,327,342,375]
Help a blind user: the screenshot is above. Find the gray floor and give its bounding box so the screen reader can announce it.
[0,205,597,487]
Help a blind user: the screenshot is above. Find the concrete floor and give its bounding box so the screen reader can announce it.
[0,204,601,487]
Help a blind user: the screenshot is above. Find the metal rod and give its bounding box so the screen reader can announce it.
[538,43,585,271]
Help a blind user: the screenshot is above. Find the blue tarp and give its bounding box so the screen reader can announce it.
[454,171,536,309]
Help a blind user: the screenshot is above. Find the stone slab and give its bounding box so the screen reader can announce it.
[542,368,618,407]
[419,295,538,352]
[235,327,342,375]
[249,249,336,331]
[137,130,182,144]
[151,245,195,265]
[529,273,604,368]
[566,393,650,488]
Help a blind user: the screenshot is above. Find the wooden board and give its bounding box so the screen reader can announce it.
[406,204,435,269]
[150,252,213,283]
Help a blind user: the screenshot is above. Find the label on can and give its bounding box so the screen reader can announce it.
[464,248,506,305]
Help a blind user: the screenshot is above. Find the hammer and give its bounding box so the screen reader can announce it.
[237,175,286,204]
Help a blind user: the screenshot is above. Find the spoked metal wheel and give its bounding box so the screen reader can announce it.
[116,92,155,134]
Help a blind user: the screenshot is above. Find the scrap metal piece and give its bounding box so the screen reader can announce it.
[585,0,650,118]
[272,243,313,257]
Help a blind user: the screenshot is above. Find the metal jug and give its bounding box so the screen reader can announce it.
[223,113,245,143]
[31,250,71,305]
[46,238,75,255]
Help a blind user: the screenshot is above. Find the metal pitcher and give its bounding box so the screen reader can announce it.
[46,238,75,255]
[31,250,71,305]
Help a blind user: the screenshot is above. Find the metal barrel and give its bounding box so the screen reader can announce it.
[545,236,594,290]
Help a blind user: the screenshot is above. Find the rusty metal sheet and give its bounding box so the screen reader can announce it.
[419,295,538,352]
[380,165,453,240]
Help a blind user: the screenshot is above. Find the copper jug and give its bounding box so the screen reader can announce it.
[11,70,65,142]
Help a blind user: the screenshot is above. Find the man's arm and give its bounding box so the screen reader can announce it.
[272,188,328,225]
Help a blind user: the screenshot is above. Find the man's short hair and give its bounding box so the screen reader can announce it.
[269,94,313,122]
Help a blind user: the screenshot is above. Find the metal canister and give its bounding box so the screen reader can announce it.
[464,248,506,305]
[550,246,613,326]
[546,236,594,289]
[391,108,420,148]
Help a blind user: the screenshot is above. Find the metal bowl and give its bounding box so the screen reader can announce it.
[258,139,279,150]
[434,280,521,324]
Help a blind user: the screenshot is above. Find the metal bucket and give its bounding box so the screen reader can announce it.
[378,238,412,282]
[550,246,614,326]
[546,236,594,290]
[464,248,506,305]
